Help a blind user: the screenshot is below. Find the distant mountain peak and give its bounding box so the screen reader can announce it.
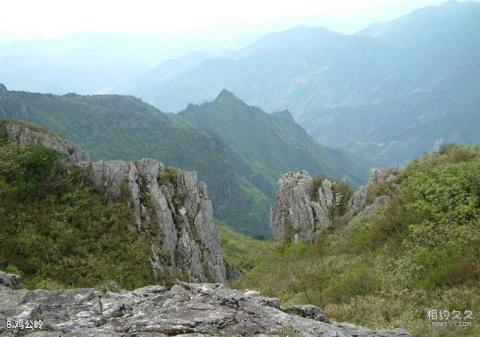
[0,84,7,94]
[215,89,242,103]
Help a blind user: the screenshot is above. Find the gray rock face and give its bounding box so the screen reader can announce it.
[0,272,22,290]
[80,159,226,284]
[270,171,317,243]
[347,185,368,216]
[0,282,410,337]
[5,122,91,162]
[369,168,400,185]
[270,171,344,243]
[4,121,225,284]
[349,195,391,226]
[271,168,402,242]
[347,168,401,223]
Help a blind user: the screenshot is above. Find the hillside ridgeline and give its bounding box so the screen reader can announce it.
[0,85,367,237]
[236,145,480,337]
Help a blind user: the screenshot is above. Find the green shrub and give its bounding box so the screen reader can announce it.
[311,176,327,201]
[325,267,382,303]
[5,265,21,275]
[34,278,64,290]
[0,140,155,290]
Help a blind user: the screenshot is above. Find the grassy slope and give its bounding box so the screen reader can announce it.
[0,121,154,290]
[232,145,480,337]
[217,220,273,273]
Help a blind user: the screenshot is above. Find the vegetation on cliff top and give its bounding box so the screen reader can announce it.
[0,124,154,290]
[233,145,480,337]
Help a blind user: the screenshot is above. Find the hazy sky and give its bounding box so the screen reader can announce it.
[0,0,462,40]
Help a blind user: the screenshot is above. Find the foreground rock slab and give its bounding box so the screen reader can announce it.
[0,283,410,337]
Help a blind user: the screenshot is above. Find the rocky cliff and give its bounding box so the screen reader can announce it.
[271,168,401,243]
[2,120,225,284]
[0,274,410,337]
[4,121,90,162]
[80,159,226,283]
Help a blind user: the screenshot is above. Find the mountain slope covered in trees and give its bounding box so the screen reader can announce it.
[176,90,366,202]
[0,85,366,236]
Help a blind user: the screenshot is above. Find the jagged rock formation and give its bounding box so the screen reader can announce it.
[4,121,91,162]
[3,120,225,284]
[346,168,401,224]
[0,278,410,337]
[270,171,347,243]
[270,171,320,243]
[271,168,401,243]
[80,159,226,283]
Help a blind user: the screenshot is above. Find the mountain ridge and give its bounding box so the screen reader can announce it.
[0,85,366,237]
[116,1,480,167]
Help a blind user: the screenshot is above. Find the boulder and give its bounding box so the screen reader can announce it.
[283,304,328,323]
[270,172,340,243]
[0,272,22,290]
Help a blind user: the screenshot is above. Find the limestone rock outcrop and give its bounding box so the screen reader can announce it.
[80,159,226,283]
[271,168,401,243]
[346,168,401,224]
[0,280,410,337]
[3,121,225,284]
[4,121,90,162]
[270,171,347,243]
[270,171,318,243]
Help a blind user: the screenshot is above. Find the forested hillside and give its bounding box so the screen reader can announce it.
[0,86,366,236]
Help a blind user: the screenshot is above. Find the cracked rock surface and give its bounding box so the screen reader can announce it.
[271,168,402,243]
[0,282,410,337]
